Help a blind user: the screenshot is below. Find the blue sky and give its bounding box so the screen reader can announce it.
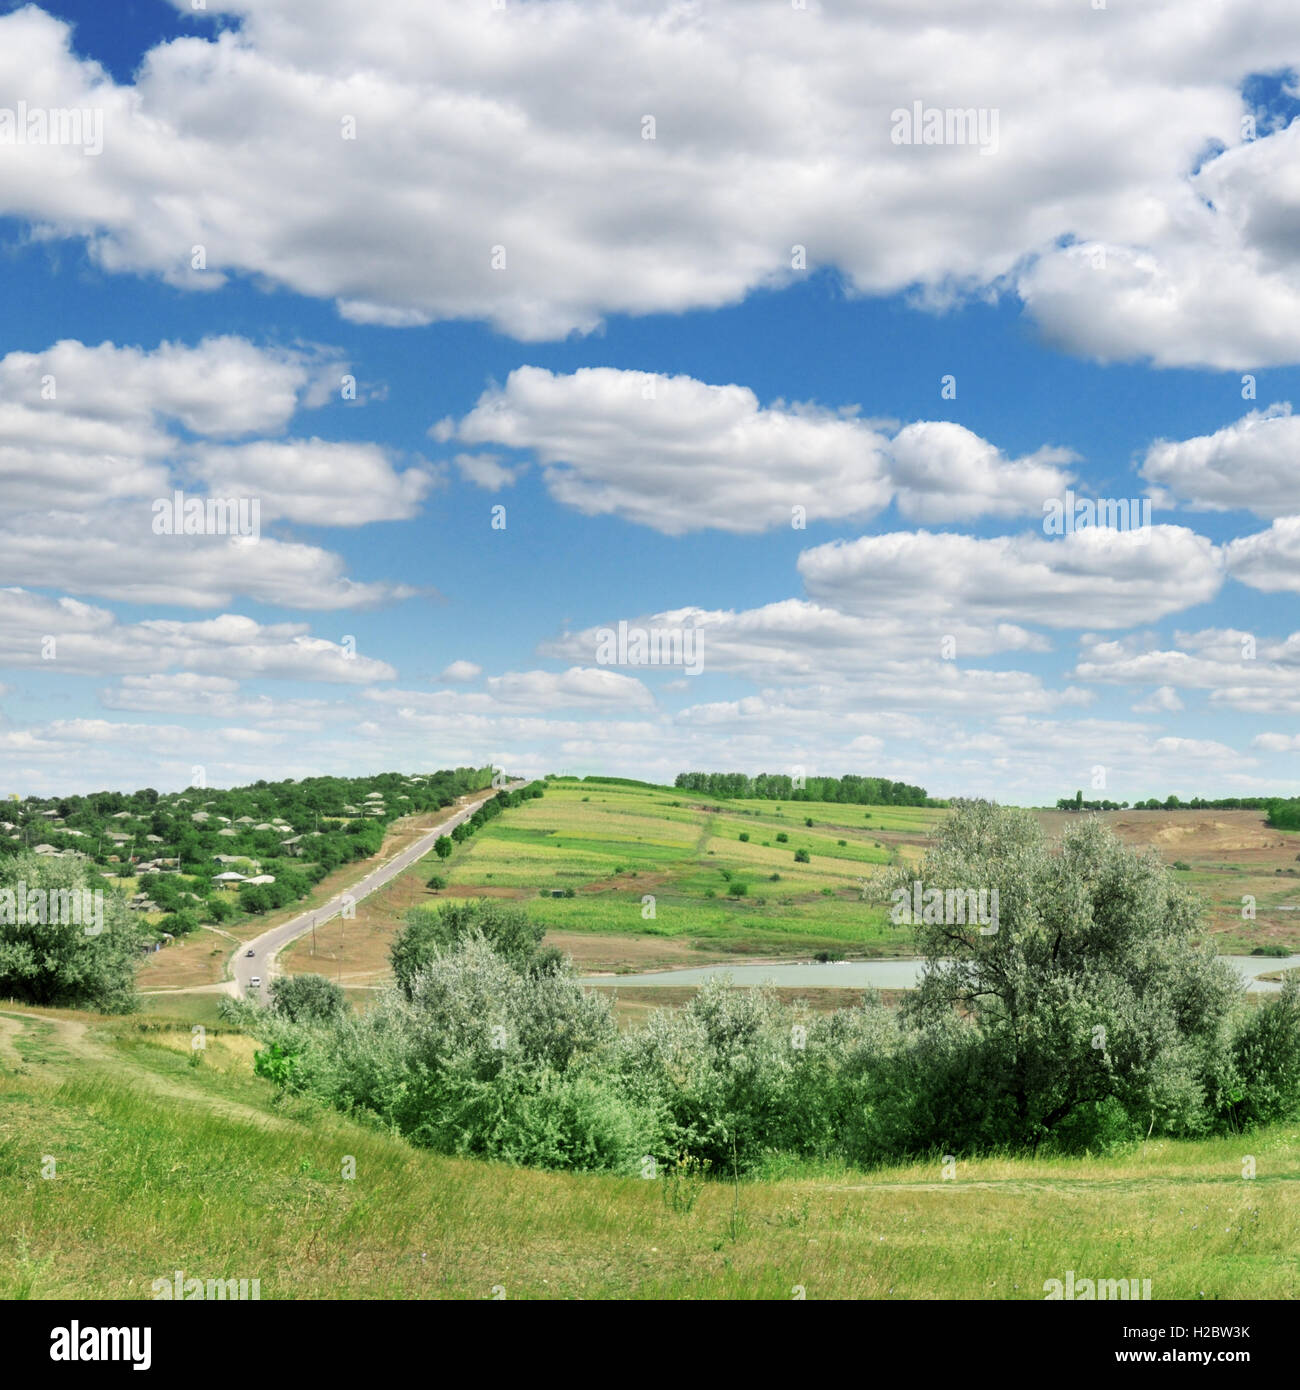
[2,0,1300,803]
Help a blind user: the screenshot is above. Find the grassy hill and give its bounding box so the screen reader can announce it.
[2,1001,1296,1300]
[9,789,1300,1302]
[280,782,1300,990]
[281,778,946,981]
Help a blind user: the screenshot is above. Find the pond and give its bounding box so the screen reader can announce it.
[583,954,1300,994]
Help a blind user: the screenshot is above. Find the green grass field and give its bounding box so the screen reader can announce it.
[438,779,941,956]
[2,1000,1296,1300]
[434,789,1300,962]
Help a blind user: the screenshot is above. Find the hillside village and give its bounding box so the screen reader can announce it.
[0,767,494,948]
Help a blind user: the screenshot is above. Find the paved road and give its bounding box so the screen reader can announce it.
[231,782,528,1000]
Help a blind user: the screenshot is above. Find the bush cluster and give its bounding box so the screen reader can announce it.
[246,806,1300,1176]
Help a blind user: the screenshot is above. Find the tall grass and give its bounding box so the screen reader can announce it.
[2,1024,1297,1300]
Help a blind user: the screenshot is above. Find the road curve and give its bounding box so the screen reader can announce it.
[230,782,528,1000]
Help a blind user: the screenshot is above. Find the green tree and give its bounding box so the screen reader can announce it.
[238,884,273,914]
[899,801,1241,1150]
[269,972,347,1025]
[0,853,140,1012]
[391,898,546,994]
[434,835,453,860]
[205,894,236,923]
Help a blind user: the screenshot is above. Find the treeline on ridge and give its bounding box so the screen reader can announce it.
[1056,790,1300,826]
[674,771,934,805]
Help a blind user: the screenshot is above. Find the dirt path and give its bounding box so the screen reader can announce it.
[0,1014,23,1070]
[0,1008,291,1131]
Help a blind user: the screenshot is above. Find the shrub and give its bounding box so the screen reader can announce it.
[1215,980,1300,1129]
[237,883,272,914]
[273,936,648,1171]
[728,881,748,897]
[426,874,447,890]
[161,909,200,936]
[775,832,788,843]
[391,899,546,991]
[738,832,749,842]
[528,945,567,977]
[794,849,810,863]
[253,1041,300,1088]
[269,972,347,1025]
[205,894,236,923]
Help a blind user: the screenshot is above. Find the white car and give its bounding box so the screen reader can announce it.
[248,976,262,988]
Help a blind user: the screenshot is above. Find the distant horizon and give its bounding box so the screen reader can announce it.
[6,764,1296,815]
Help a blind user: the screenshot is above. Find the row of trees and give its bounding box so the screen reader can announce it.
[1059,791,1294,813]
[433,784,544,862]
[674,772,934,805]
[245,803,1300,1174]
